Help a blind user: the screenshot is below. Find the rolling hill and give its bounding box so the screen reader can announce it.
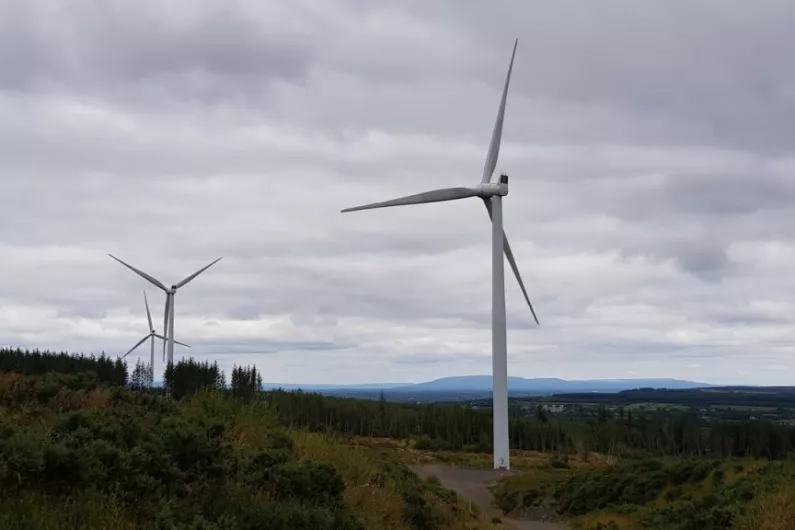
[261,375,714,401]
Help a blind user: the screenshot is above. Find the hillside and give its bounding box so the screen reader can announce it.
[0,371,500,530]
[401,376,712,393]
[264,376,714,402]
[3,347,795,529]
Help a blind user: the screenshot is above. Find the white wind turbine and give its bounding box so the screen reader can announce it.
[340,39,538,471]
[108,254,222,365]
[118,290,191,384]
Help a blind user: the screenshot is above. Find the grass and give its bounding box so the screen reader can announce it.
[306,435,512,530]
[734,482,795,530]
[403,445,613,473]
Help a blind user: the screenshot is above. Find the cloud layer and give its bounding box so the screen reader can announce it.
[2,0,795,385]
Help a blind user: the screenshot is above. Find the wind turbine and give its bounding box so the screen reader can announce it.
[340,39,537,471]
[108,254,222,365]
[118,290,191,384]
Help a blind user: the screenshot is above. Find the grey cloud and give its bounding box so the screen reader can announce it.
[194,339,351,355]
[671,246,731,282]
[631,171,795,218]
[289,309,339,328]
[56,306,109,320]
[704,309,791,327]
[6,0,795,153]
[616,238,733,281]
[4,0,795,385]
[226,305,262,321]
[391,352,485,365]
[403,0,795,152]
[1,0,314,102]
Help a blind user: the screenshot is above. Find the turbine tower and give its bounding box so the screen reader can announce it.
[340,39,537,470]
[109,254,221,365]
[118,290,191,384]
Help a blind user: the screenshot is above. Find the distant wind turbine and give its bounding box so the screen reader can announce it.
[340,39,538,471]
[108,254,221,365]
[118,290,190,383]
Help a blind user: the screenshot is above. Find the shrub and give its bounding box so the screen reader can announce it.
[0,378,366,530]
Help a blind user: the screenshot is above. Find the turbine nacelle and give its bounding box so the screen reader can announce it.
[476,176,509,198]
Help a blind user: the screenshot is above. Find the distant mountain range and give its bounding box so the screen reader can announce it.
[260,375,714,400]
[401,376,712,393]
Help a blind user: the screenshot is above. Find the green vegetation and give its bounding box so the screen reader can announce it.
[264,387,795,460]
[0,373,363,529]
[0,347,126,385]
[501,386,795,424]
[5,346,795,528]
[5,347,795,461]
[489,454,795,529]
[0,348,500,530]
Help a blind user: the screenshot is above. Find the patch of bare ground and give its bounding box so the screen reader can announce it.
[411,464,566,530]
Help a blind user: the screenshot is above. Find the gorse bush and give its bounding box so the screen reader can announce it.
[0,371,492,530]
[555,459,722,516]
[0,373,361,529]
[494,456,795,530]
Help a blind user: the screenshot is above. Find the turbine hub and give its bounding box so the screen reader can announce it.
[477,178,509,198]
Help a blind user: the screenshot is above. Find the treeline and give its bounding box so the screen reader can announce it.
[161,358,262,401]
[230,364,262,402]
[0,348,262,402]
[552,387,795,407]
[0,347,127,386]
[579,408,795,459]
[4,347,795,461]
[163,358,225,399]
[264,390,583,453]
[266,390,494,450]
[265,390,795,460]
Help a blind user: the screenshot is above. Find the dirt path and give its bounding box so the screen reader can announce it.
[411,465,566,530]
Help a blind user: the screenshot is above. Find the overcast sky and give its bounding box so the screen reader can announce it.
[2,0,795,385]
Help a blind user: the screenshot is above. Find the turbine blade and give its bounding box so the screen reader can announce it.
[483,199,539,325]
[108,254,168,292]
[481,38,518,184]
[175,257,223,289]
[154,333,190,348]
[121,335,149,360]
[341,187,480,213]
[503,234,539,326]
[143,290,153,332]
